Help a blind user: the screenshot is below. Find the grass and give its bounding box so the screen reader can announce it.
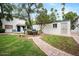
[42,34,79,56]
[0,35,46,56]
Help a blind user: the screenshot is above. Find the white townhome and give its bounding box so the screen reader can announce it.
[33,21,71,36]
[2,18,26,33]
[2,18,71,36]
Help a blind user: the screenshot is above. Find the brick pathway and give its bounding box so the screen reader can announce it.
[71,32,79,44]
[29,36,72,56]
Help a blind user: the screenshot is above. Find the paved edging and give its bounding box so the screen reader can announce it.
[30,36,72,56]
[71,35,79,44]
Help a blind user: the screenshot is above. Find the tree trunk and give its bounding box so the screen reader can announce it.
[27,4,32,29]
[24,27,26,34]
[0,4,4,18]
[0,4,3,28]
[27,12,32,29]
[0,19,2,28]
[40,24,43,33]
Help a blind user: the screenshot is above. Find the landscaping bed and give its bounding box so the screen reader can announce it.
[0,35,46,56]
[41,34,79,56]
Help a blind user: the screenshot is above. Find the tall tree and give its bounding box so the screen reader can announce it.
[16,3,43,29]
[35,3,43,15]
[0,3,14,28]
[61,3,65,20]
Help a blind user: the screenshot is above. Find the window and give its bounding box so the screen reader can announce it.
[53,24,57,28]
[5,25,13,29]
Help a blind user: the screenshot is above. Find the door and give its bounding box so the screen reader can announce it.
[22,26,25,31]
[17,26,20,32]
[61,23,68,34]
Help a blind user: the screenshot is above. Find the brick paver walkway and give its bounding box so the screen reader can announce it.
[29,36,72,56]
[71,32,79,44]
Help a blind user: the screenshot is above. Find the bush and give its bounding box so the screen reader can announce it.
[71,25,75,30]
[27,29,38,35]
[27,29,33,35]
[32,29,38,35]
[0,28,5,33]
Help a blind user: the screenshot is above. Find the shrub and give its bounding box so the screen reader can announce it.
[27,29,33,35]
[0,28,5,33]
[32,29,38,35]
[27,29,38,35]
[71,25,75,30]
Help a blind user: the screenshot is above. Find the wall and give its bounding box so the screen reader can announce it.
[42,23,60,35]
[77,18,79,25]
[60,21,71,36]
[33,21,71,36]
[2,18,70,36]
[2,18,26,33]
[33,25,40,31]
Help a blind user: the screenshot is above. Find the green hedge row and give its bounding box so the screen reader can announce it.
[0,28,5,33]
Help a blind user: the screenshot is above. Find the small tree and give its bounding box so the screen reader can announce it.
[36,8,50,33]
[64,12,78,29]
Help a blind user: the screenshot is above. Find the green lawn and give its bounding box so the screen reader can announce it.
[0,35,46,56]
[42,34,79,56]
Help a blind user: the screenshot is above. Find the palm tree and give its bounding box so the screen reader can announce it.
[55,9,57,18]
[61,3,65,20]
[50,8,56,22]
[55,9,57,12]
[51,8,59,20]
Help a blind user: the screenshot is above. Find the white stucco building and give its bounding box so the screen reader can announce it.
[1,18,71,36]
[33,21,71,36]
[2,18,26,33]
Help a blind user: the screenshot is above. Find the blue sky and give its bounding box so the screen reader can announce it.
[44,3,79,14]
[44,3,79,20]
[32,3,79,20]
